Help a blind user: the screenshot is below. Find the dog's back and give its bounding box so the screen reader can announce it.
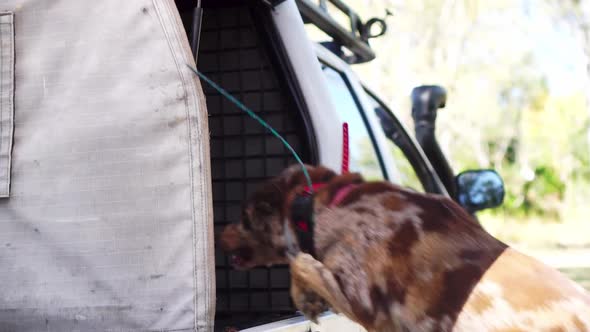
[456,248,590,331]
[304,180,590,331]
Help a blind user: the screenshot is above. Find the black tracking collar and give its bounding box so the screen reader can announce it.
[290,193,316,257]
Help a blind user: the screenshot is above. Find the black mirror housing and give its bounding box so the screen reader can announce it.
[456,169,505,213]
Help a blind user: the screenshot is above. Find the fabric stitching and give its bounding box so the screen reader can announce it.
[171,7,216,331]
[1,16,5,193]
[164,2,216,328]
[6,14,13,196]
[152,1,209,330]
[1,18,4,191]
[0,12,14,197]
[172,9,216,331]
[152,1,199,329]
[7,13,14,196]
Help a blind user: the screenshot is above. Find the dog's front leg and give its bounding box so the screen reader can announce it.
[289,253,356,322]
[290,275,329,323]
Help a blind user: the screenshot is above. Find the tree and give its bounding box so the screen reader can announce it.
[343,0,589,223]
[545,0,590,163]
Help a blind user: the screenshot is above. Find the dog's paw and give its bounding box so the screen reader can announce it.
[290,253,355,321]
[291,281,329,323]
[301,291,329,323]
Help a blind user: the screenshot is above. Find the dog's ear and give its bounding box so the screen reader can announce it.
[243,200,278,233]
[279,164,312,182]
[254,201,274,217]
[282,165,338,189]
[309,166,337,183]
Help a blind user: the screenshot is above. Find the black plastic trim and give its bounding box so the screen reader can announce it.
[410,85,457,198]
[295,0,376,64]
[363,87,448,195]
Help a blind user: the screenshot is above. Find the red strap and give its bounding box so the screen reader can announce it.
[295,220,309,232]
[302,123,349,194]
[341,122,349,174]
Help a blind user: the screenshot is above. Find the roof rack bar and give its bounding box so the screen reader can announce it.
[295,0,376,64]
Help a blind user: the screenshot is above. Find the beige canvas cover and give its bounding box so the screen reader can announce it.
[0,0,215,331]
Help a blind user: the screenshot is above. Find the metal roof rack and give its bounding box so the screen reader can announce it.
[294,0,390,64]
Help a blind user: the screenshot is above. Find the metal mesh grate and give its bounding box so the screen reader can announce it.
[196,5,311,330]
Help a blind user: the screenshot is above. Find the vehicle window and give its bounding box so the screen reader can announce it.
[363,90,425,191]
[321,64,385,180]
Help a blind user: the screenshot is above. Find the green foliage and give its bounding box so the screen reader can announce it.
[344,0,590,231]
[502,165,566,219]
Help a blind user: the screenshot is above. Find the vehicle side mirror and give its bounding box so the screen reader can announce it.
[456,170,505,213]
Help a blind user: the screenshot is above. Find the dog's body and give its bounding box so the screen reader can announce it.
[220,166,590,332]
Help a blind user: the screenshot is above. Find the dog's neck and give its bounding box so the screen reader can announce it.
[284,173,364,258]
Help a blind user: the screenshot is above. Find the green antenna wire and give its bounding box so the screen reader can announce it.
[186,65,313,190]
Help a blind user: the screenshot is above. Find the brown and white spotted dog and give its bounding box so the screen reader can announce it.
[219,165,590,332]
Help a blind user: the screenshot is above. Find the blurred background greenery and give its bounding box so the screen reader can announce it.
[342,0,590,249]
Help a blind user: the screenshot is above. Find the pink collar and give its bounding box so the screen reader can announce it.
[301,183,358,207]
[329,184,358,207]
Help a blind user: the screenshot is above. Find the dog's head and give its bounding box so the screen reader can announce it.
[219,165,338,270]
